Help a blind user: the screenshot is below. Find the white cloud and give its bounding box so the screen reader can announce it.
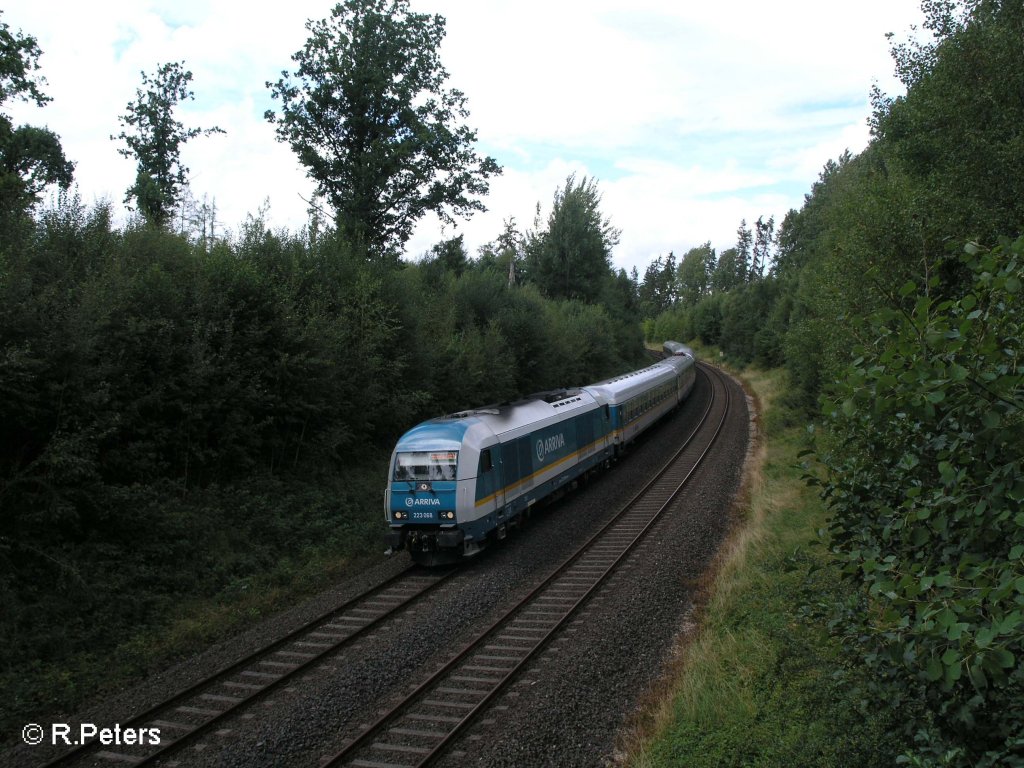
[2,0,924,273]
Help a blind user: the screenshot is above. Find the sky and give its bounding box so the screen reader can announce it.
[2,0,926,276]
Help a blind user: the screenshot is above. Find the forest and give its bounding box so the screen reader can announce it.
[2,0,1022,765]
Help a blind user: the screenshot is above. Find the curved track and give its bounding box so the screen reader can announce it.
[34,362,733,768]
[322,363,731,768]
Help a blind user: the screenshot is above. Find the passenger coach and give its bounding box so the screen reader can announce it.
[582,354,695,449]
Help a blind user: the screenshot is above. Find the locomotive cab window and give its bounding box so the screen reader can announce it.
[480,448,493,472]
[394,451,458,481]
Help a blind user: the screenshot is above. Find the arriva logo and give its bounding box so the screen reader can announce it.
[405,497,442,507]
[536,433,566,462]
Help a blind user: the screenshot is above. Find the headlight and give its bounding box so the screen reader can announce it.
[441,511,455,521]
[393,511,407,520]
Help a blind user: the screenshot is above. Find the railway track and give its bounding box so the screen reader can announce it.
[35,363,732,768]
[40,566,458,768]
[321,363,731,768]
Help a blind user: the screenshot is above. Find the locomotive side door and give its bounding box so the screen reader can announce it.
[478,444,504,512]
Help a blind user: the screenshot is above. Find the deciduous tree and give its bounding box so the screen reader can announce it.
[873,0,1024,245]
[113,62,223,228]
[711,246,743,292]
[526,174,619,303]
[677,242,715,306]
[266,0,500,259]
[0,13,73,216]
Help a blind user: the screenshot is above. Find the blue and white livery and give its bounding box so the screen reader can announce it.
[384,343,697,564]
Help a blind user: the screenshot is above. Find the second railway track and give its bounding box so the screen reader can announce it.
[40,567,458,768]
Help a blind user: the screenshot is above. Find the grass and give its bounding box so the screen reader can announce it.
[0,461,389,746]
[126,542,380,666]
[620,361,909,767]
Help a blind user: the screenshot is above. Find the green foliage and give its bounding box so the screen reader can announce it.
[751,215,774,280]
[648,278,784,368]
[475,216,523,283]
[776,144,923,411]
[815,237,1024,766]
[525,174,620,303]
[0,204,400,737]
[641,2,1024,763]
[717,281,785,366]
[710,246,744,293]
[874,0,1024,244]
[0,11,50,107]
[0,120,74,212]
[600,267,646,359]
[113,61,224,228]
[640,9,1024,759]
[390,262,644,415]
[648,1,1023,415]
[676,242,715,307]
[266,0,500,258]
[0,13,73,219]
[421,234,469,280]
[638,251,678,318]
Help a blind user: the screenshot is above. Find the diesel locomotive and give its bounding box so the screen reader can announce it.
[384,343,697,564]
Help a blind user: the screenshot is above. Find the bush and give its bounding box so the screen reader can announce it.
[814,237,1024,766]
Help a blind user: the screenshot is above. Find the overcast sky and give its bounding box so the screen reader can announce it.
[3,0,925,275]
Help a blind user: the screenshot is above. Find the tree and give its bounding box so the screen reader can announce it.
[266,0,500,258]
[525,174,620,303]
[420,233,468,281]
[476,217,523,285]
[750,215,775,279]
[677,242,715,306]
[0,12,50,107]
[736,219,753,281]
[873,0,1024,245]
[113,62,223,228]
[817,238,1024,765]
[0,13,73,216]
[638,252,679,318]
[711,246,743,292]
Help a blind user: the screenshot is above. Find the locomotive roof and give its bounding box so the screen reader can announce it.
[394,388,601,450]
[456,387,601,440]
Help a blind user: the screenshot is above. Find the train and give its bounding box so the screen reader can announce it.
[383,342,697,564]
